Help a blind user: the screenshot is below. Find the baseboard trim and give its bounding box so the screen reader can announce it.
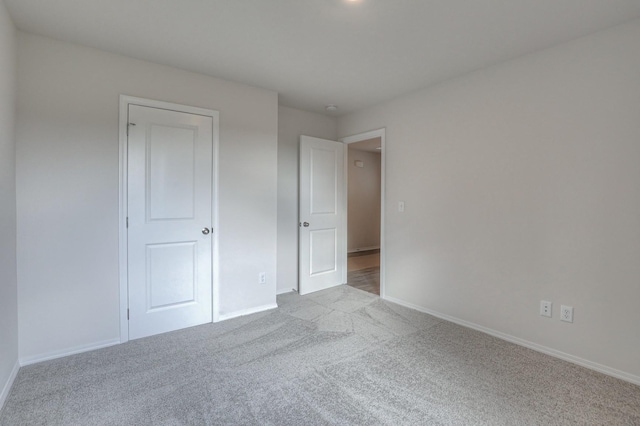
[19,338,121,367]
[383,296,640,387]
[217,303,278,322]
[348,246,380,254]
[276,288,296,295]
[0,360,20,411]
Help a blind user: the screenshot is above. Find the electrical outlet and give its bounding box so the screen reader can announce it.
[258,272,266,285]
[560,305,573,323]
[540,300,552,318]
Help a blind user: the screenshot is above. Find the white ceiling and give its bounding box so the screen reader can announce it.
[6,0,640,116]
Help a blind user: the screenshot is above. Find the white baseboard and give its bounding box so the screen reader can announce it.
[19,338,121,367]
[383,296,640,387]
[348,246,380,254]
[0,360,19,411]
[217,303,278,322]
[276,288,296,295]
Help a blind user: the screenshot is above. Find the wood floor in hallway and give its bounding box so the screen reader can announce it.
[347,250,380,295]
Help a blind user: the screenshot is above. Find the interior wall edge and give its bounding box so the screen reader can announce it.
[0,361,19,412]
[0,0,19,413]
[18,338,121,367]
[217,303,278,322]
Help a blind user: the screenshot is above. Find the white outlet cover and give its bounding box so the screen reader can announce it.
[560,305,574,323]
[540,300,552,318]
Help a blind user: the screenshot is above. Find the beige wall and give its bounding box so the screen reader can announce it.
[0,0,18,407]
[347,148,381,252]
[338,20,640,382]
[16,33,278,362]
[277,106,337,293]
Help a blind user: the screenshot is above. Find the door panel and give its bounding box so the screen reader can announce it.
[310,229,337,275]
[147,125,197,221]
[146,242,197,310]
[299,136,345,295]
[128,104,213,340]
[311,148,337,214]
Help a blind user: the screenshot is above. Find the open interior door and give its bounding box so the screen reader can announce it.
[299,135,346,295]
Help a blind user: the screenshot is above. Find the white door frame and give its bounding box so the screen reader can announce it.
[340,128,386,298]
[118,95,220,343]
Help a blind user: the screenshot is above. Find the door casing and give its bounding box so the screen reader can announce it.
[118,95,220,343]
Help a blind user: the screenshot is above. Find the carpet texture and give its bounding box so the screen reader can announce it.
[1,285,639,425]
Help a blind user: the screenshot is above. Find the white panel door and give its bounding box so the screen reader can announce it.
[128,104,213,340]
[299,136,345,295]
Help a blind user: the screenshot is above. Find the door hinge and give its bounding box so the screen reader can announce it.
[126,217,129,228]
[127,309,129,320]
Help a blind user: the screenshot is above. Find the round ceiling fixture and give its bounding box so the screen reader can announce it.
[325,105,338,112]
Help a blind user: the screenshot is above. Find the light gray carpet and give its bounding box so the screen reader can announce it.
[1,285,639,425]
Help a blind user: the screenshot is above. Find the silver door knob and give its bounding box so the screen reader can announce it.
[202,228,210,235]
[303,222,310,227]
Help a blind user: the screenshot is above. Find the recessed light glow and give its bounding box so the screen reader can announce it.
[325,105,338,112]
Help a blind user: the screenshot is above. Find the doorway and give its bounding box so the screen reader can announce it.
[119,96,220,342]
[342,129,385,297]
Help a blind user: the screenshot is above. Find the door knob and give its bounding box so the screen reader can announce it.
[202,227,210,235]
[303,222,310,227]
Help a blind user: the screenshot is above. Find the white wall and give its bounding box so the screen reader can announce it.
[277,106,337,294]
[16,33,278,362]
[338,20,640,381]
[0,0,18,409]
[347,148,381,252]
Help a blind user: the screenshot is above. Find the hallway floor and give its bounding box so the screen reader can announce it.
[347,250,380,295]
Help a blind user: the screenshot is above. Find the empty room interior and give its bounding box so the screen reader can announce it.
[1,0,640,424]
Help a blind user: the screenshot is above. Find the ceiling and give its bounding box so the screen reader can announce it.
[6,0,640,116]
